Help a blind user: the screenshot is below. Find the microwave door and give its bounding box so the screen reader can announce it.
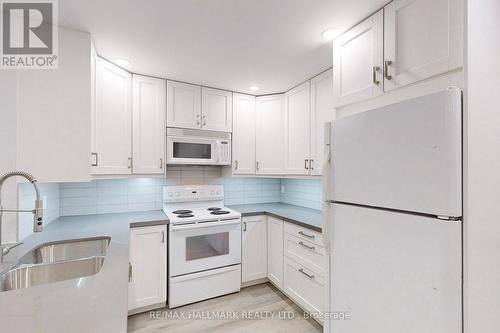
[167,136,217,165]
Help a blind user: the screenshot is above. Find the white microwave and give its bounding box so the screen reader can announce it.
[166,128,231,166]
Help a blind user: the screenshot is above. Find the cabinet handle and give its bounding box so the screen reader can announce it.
[128,157,132,169]
[91,152,98,167]
[160,158,163,169]
[202,115,207,126]
[372,66,380,85]
[129,263,133,282]
[298,268,315,280]
[298,241,315,251]
[256,161,260,171]
[384,61,392,80]
[243,221,247,232]
[310,159,314,170]
[305,159,309,170]
[161,231,165,243]
[235,160,238,170]
[196,114,201,126]
[298,230,315,239]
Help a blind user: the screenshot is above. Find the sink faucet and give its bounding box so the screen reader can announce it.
[0,171,43,265]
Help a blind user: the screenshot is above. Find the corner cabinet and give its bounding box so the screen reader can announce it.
[132,75,166,174]
[267,217,284,289]
[232,93,256,174]
[128,225,167,314]
[284,81,311,175]
[383,0,464,91]
[241,216,267,284]
[92,57,132,175]
[255,95,285,175]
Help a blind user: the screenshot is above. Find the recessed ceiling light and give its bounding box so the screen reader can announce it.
[321,28,342,41]
[249,86,259,91]
[115,59,130,67]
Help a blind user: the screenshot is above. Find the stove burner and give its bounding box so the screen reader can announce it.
[210,210,230,215]
[207,207,222,211]
[172,210,192,214]
[177,213,194,218]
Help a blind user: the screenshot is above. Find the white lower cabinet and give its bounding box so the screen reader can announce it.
[283,257,324,315]
[128,225,167,313]
[241,216,267,284]
[267,217,284,289]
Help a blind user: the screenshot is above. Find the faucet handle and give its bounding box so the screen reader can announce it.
[2,242,23,256]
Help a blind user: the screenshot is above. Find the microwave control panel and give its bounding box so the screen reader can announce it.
[218,140,231,165]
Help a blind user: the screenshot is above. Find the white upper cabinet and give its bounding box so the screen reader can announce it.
[132,75,166,174]
[284,81,311,175]
[92,57,132,175]
[333,10,384,107]
[256,95,285,175]
[383,0,464,91]
[202,87,233,132]
[166,81,202,129]
[232,93,256,174]
[310,69,334,176]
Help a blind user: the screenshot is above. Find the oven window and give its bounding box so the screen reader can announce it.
[186,232,229,261]
[173,142,211,159]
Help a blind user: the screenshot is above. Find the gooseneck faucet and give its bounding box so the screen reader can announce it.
[0,171,43,265]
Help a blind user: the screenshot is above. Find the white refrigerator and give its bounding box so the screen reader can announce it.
[322,88,463,333]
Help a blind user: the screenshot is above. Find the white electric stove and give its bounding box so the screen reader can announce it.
[163,185,241,308]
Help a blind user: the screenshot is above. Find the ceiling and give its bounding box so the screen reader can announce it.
[59,0,388,95]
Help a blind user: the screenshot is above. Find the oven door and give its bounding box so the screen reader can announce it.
[169,219,241,277]
[166,135,217,165]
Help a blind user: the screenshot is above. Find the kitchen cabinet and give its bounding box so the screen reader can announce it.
[232,93,256,174]
[284,81,311,175]
[128,225,167,313]
[132,75,166,174]
[92,57,132,175]
[383,0,463,91]
[310,69,334,175]
[267,217,284,289]
[333,10,383,107]
[166,80,202,129]
[256,95,285,175]
[241,216,268,284]
[202,87,233,132]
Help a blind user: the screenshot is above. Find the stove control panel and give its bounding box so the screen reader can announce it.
[163,185,224,203]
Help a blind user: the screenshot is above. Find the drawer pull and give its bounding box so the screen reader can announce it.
[298,231,315,239]
[298,268,315,279]
[298,241,315,251]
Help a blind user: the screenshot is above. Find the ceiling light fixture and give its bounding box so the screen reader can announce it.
[249,86,259,91]
[115,59,130,67]
[321,28,342,41]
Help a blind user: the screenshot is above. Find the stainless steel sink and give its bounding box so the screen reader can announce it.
[0,236,110,292]
[17,236,110,265]
[0,256,105,291]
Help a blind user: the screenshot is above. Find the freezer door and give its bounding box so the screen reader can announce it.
[329,203,462,333]
[330,88,462,217]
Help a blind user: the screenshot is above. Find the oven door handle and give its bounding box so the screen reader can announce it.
[170,219,241,231]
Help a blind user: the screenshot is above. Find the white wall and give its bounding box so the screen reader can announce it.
[464,1,500,332]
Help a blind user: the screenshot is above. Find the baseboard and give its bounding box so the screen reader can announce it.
[241,277,269,288]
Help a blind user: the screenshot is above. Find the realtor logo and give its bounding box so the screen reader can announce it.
[1,0,58,69]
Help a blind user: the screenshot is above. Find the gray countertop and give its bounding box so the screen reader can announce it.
[0,210,168,333]
[228,203,322,232]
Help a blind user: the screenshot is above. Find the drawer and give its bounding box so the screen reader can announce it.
[284,233,325,276]
[283,257,324,315]
[284,222,324,247]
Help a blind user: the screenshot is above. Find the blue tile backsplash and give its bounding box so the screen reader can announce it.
[280,178,322,210]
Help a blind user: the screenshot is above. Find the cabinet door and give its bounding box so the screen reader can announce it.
[333,10,383,107]
[256,95,285,175]
[384,0,463,91]
[267,217,284,289]
[284,81,311,175]
[128,225,167,311]
[242,216,267,283]
[310,69,334,176]
[166,81,201,129]
[132,75,166,174]
[202,87,233,132]
[232,93,256,174]
[92,57,132,175]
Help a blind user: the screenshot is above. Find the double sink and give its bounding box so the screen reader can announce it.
[0,236,110,292]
